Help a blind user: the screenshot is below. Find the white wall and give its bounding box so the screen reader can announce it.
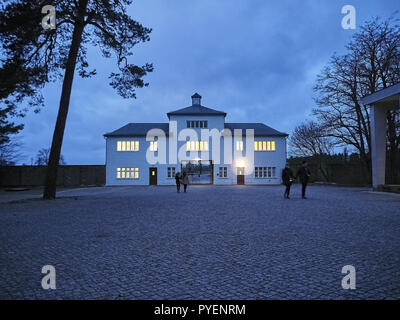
[105,116,287,186]
[106,136,177,186]
[213,136,286,185]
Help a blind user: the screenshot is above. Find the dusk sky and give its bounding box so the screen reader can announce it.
[16,0,399,164]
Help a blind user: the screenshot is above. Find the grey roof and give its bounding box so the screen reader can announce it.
[167,105,227,118]
[191,93,201,98]
[361,82,400,107]
[104,122,287,137]
[104,123,169,137]
[224,123,288,137]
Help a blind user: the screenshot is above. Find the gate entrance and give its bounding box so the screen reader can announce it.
[181,160,213,185]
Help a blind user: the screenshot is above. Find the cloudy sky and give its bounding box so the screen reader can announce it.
[15,0,399,164]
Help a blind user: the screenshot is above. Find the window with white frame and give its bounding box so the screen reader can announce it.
[117,140,139,151]
[255,167,276,178]
[218,167,227,178]
[167,167,176,178]
[254,141,276,151]
[150,141,158,151]
[186,141,209,151]
[236,141,243,151]
[117,167,139,179]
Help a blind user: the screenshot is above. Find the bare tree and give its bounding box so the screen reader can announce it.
[289,121,334,157]
[35,148,65,166]
[313,16,400,183]
[289,121,334,181]
[0,140,22,165]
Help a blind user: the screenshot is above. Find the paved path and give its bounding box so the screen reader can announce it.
[0,187,84,203]
[0,185,399,299]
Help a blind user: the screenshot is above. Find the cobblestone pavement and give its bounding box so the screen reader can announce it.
[0,185,399,299]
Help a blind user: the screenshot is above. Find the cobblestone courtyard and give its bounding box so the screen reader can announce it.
[0,185,399,299]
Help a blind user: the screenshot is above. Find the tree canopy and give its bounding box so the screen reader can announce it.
[0,0,153,198]
[313,16,400,182]
[0,0,153,111]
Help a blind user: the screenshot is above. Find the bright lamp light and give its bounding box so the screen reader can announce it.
[235,160,246,168]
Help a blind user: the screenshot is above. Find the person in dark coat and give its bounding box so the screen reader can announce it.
[297,161,311,199]
[175,171,182,193]
[282,164,294,199]
[181,171,189,193]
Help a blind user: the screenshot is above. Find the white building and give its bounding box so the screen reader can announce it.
[104,93,288,186]
[361,83,400,191]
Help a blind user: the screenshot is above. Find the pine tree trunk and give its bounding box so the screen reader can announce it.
[43,0,88,199]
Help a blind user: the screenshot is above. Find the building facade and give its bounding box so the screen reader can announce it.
[104,93,288,186]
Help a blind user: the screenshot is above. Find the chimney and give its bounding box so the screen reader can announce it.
[191,93,201,106]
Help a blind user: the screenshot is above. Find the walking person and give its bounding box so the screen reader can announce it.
[175,171,182,193]
[297,161,311,199]
[181,170,189,193]
[282,164,294,199]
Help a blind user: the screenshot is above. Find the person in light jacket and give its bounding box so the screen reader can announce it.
[181,171,189,193]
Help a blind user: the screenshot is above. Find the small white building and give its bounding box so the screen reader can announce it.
[362,83,400,190]
[104,93,288,186]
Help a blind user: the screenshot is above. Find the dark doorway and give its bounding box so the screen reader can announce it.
[149,168,157,185]
[237,167,245,185]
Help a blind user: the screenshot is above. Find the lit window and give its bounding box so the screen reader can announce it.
[117,140,139,151]
[117,167,139,179]
[167,167,176,178]
[150,141,158,151]
[236,141,243,151]
[254,141,276,152]
[218,167,227,178]
[186,141,209,151]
